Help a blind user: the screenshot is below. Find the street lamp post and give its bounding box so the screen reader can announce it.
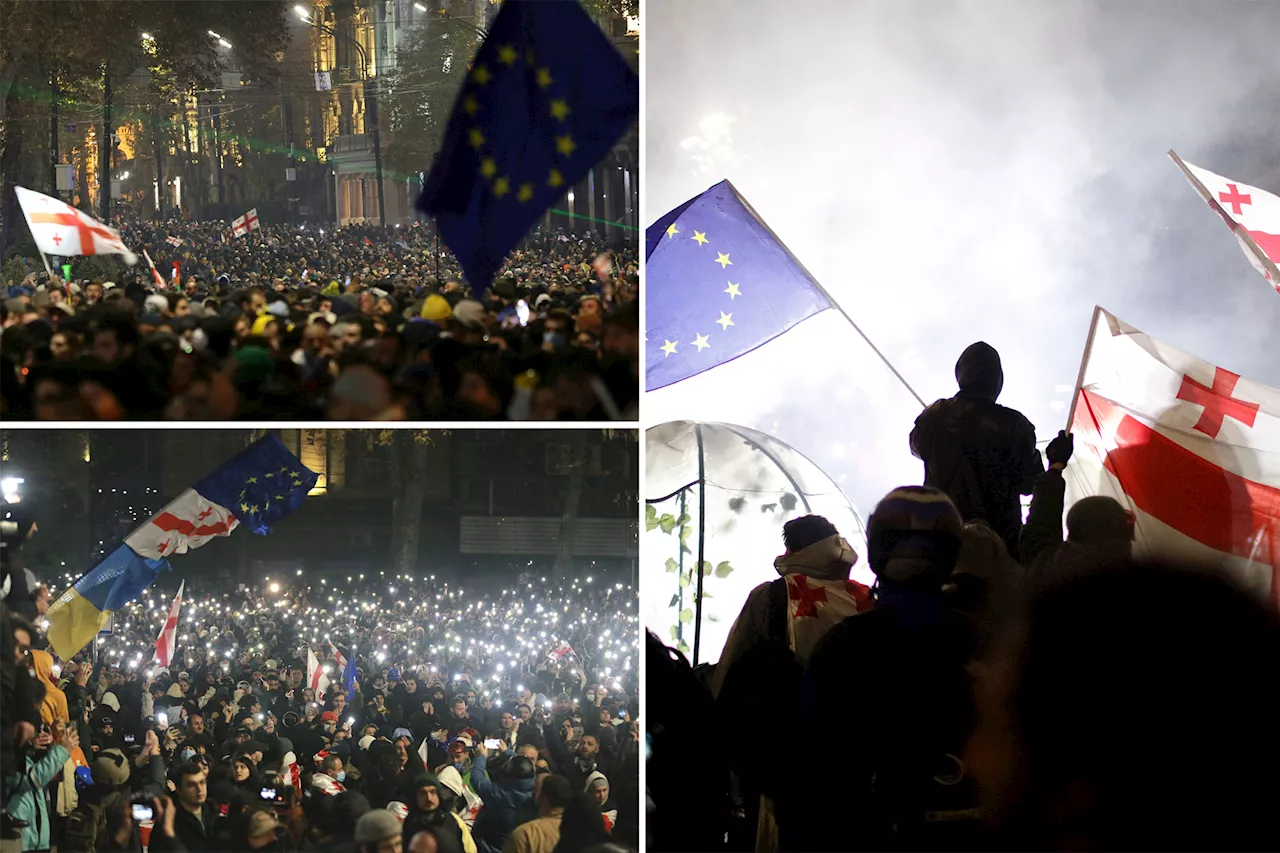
[297,6,385,227]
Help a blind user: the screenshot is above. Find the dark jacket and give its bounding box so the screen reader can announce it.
[172,801,228,852]
[1019,466,1132,578]
[911,342,1041,551]
[469,755,533,853]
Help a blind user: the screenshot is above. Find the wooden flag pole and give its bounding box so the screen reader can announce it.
[1065,305,1104,433]
[36,249,56,280]
[1168,149,1280,284]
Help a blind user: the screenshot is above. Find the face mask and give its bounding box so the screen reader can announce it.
[335,771,346,783]
[181,748,196,762]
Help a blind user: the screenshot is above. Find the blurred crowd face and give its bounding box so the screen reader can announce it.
[178,769,208,810]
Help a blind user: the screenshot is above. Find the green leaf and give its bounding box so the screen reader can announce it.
[680,543,692,556]
[677,640,690,655]
[668,624,678,641]
[677,512,691,527]
[680,525,692,543]
[701,561,713,577]
[679,571,690,588]
[645,505,659,531]
[668,594,679,608]
[658,514,676,534]
[714,561,734,578]
[664,558,678,574]
[679,608,693,623]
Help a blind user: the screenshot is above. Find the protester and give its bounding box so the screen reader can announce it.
[1,220,639,421]
[502,775,570,853]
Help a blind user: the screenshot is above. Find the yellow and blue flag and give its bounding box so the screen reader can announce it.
[417,0,638,292]
[646,180,834,391]
[46,435,317,660]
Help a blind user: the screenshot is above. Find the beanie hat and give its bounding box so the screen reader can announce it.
[452,299,485,329]
[251,314,278,336]
[420,293,452,321]
[92,748,131,787]
[234,346,274,384]
[865,486,964,575]
[144,294,169,315]
[354,809,402,845]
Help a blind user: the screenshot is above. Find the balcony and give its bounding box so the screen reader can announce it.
[331,134,374,154]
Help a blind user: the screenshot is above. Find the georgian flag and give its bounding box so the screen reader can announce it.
[1173,151,1280,287]
[15,186,137,264]
[153,581,185,667]
[328,640,347,672]
[125,489,239,560]
[547,642,574,663]
[1067,308,1280,605]
[231,209,261,238]
[308,648,331,700]
[166,236,184,247]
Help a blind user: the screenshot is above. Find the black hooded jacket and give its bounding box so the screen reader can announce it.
[910,341,1042,550]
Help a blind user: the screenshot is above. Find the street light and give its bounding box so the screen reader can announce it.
[298,13,385,227]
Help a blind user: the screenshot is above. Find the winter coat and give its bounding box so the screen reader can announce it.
[469,755,534,853]
[30,650,70,725]
[4,744,69,851]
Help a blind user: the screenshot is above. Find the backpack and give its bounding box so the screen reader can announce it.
[60,800,107,853]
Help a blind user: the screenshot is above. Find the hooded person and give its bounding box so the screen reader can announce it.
[584,771,617,833]
[798,486,984,853]
[436,764,482,828]
[400,773,475,853]
[30,648,70,724]
[469,746,535,853]
[909,341,1043,553]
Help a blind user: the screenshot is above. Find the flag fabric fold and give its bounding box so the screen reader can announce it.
[417,0,638,293]
[153,581,185,667]
[343,653,357,703]
[645,180,833,391]
[46,434,317,660]
[308,649,331,701]
[1172,152,1280,287]
[231,209,260,239]
[15,186,138,265]
[1067,308,1280,604]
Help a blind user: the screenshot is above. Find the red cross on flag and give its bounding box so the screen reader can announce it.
[14,186,138,264]
[783,574,873,664]
[230,209,261,238]
[153,581,185,668]
[123,488,239,560]
[1170,151,1280,289]
[1067,307,1280,606]
[307,648,331,700]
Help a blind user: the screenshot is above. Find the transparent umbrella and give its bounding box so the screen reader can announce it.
[645,420,871,665]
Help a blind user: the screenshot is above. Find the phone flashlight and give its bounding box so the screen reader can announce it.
[516,300,530,326]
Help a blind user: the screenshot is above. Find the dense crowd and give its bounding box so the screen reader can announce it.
[0,219,638,420]
[648,341,1280,852]
[2,541,640,853]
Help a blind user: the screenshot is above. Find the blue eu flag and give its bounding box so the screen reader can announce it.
[195,434,319,535]
[646,180,833,391]
[418,0,638,293]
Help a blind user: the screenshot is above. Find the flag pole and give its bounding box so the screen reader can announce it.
[1168,149,1280,283]
[36,248,56,280]
[1065,305,1104,432]
[724,180,927,409]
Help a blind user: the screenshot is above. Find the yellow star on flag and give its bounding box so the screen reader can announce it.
[692,231,709,246]
[480,157,497,178]
[468,128,485,148]
[517,183,534,203]
[463,95,480,116]
[471,65,491,85]
[549,99,570,121]
[497,44,518,65]
[547,169,564,188]
[717,311,734,330]
[660,339,679,357]
[725,282,742,299]
[693,333,711,352]
[248,505,259,515]
[240,502,251,514]
[555,135,576,157]
[246,477,258,484]
[715,252,732,268]
[493,176,511,197]
[666,224,679,239]
[536,67,553,88]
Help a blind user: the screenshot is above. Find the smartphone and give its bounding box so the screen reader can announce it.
[132,804,154,822]
[124,734,136,744]
[157,712,168,727]
[259,788,278,802]
[516,300,530,326]
[484,739,502,750]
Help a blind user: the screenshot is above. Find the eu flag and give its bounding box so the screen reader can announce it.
[417,0,638,293]
[646,180,834,391]
[195,434,319,535]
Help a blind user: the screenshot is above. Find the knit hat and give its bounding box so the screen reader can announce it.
[265,300,290,318]
[354,809,402,845]
[233,346,273,384]
[420,293,452,321]
[452,299,486,329]
[92,748,131,787]
[144,294,169,315]
[247,810,282,839]
[865,486,964,576]
[250,314,278,336]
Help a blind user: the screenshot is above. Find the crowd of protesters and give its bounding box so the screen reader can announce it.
[0,219,639,420]
[648,341,1280,852]
[3,517,639,853]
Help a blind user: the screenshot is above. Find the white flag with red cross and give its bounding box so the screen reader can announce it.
[1067,308,1280,606]
[124,488,239,560]
[1171,151,1280,288]
[15,186,137,264]
[231,209,261,238]
[153,581,185,668]
[307,648,330,700]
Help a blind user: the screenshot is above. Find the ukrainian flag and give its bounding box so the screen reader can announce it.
[46,434,317,660]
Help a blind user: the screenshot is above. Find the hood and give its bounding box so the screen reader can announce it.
[774,534,857,581]
[955,341,1003,401]
[585,770,609,795]
[436,765,465,798]
[30,649,57,686]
